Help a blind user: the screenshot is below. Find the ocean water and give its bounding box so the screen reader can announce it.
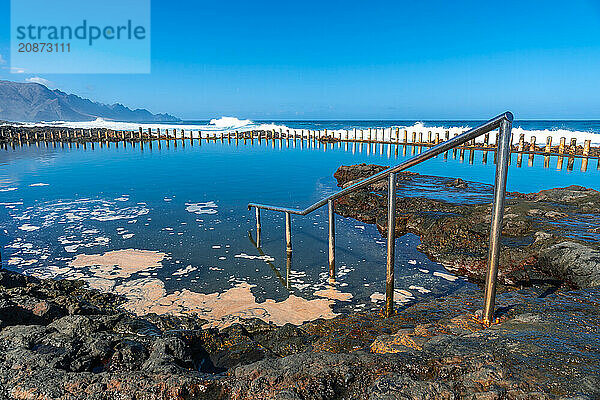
[0,128,599,325]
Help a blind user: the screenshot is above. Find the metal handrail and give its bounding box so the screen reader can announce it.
[248,112,512,215]
[248,112,514,324]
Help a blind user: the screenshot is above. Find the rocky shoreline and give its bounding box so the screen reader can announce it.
[0,165,599,399]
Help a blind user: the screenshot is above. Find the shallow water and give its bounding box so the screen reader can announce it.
[0,139,598,324]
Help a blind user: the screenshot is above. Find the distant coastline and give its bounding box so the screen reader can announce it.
[0,80,179,123]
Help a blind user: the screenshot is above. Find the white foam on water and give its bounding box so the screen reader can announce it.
[433,271,459,281]
[18,224,40,231]
[234,253,275,263]
[0,187,17,192]
[8,257,23,265]
[394,289,414,304]
[409,285,431,294]
[29,183,49,187]
[64,244,80,253]
[209,116,253,129]
[0,202,23,206]
[186,202,218,215]
[90,206,149,222]
[173,265,197,276]
[122,233,134,239]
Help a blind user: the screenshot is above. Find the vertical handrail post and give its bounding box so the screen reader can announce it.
[255,208,261,248]
[385,172,397,318]
[285,212,292,253]
[482,117,513,324]
[328,199,335,282]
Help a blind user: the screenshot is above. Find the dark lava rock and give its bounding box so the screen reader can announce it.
[0,268,598,398]
[318,135,340,143]
[447,178,469,188]
[332,164,600,289]
[538,242,600,288]
[0,270,225,398]
[222,286,600,399]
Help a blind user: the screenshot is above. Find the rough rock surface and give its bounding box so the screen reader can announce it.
[332,164,600,289]
[0,268,599,399]
[536,242,600,288]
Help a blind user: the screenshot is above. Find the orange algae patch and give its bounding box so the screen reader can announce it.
[314,288,353,302]
[69,249,166,279]
[62,249,341,329]
[370,330,425,353]
[114,279,338,329]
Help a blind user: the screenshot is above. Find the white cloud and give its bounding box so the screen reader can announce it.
[10,67,25,74]
[25,77,52,86]
[0,54,5,65]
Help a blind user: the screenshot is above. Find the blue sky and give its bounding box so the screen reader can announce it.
[1,0,600,120]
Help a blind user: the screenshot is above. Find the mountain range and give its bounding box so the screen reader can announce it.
[0,80,179,123]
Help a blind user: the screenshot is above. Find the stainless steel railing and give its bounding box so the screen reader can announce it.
[248,112,514,324]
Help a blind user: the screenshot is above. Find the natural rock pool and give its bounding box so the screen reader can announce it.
[1,138,599,327]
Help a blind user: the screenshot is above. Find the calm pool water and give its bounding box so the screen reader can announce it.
[1,138,598,316]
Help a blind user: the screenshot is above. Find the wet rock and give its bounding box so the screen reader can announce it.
[544,211,568,220]
[537,242,600,288]
[524,185,599,203]
[47,315,111,354]
[368,374,455,399]
[0,267,599,398]
[447,178,468,188]
[201,323,278,369]
[0,296,65,328]
[332,164,600,288]
[254,323,314,357]
[534,231,553,243]
[225,351,397,399]
[318,135,340,143]
[142,336,193,373]
[334,164,415,190]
